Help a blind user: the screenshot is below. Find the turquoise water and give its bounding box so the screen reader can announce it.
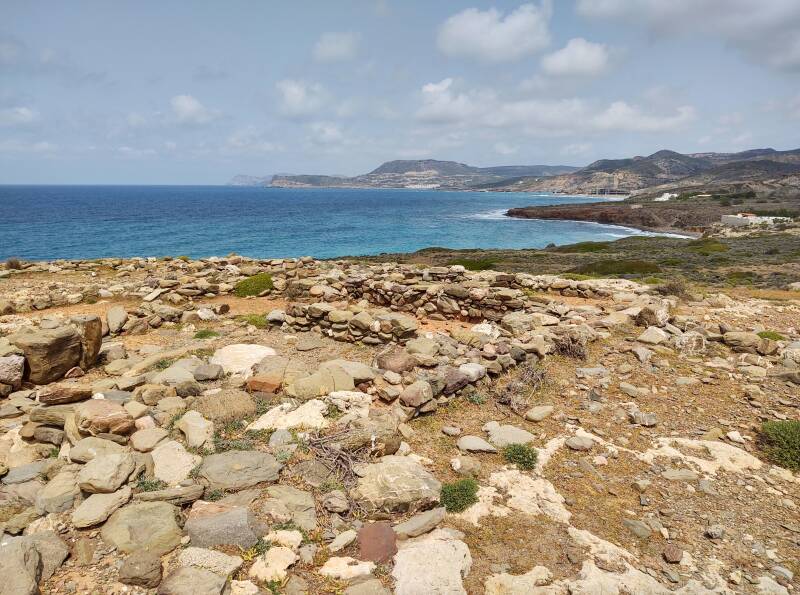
[0,185,654,260]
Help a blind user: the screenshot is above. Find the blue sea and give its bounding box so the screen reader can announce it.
[0,185,657,261]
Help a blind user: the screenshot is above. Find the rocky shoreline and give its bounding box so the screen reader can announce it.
[0,254,798,594]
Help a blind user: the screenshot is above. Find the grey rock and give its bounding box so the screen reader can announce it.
[101,501,182,555]
[119,549,162,588]
[265,485,317,531]
[8,326,82,384]
[457,435,497,453]
[199,450,282,492]
[393,507,446,539]
[186,501,265,549]
[483,421,535,447]
[158,567,228,595]
[0,539,42,595]
[352,455,441,514]
[565,436,594,451]
[623,518,652,539]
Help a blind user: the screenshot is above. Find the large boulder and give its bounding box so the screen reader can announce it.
[185,501,265,549]
[77,452,136,493]
[392,528,471,595]
[9,326,82,384]
[210,344,276,377]
[70,314,102,370]
[101,502,182,555]
[0,355,25,389]
[0,539,42,595]
[198,450,282,491]
[352,456,441,514]
[107,305,129,334]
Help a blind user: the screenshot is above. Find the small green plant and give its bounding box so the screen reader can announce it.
[234,273,274,297]
[446,258,496,271]
[687,238,728,255]
[239,538,271,562]
[205,489,224,501]
[137,476,168,492]
[236,314,269,329]
[177,255,190,262]
[551,241,610,253]
[760,421,800,471]
[440,478,479,512]
[194,329,220,339]
[757,330,786,341]
[502,443,539,470]
[154,358,174,370]
[465,392,485,405]
[318,478,345,493]
[570,259,660,277]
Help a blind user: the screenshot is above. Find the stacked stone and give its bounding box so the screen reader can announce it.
[279,303,419,345]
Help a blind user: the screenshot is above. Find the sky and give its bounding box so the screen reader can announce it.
[1,0,800,184]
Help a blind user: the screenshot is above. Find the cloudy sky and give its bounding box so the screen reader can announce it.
[2,0,799,184]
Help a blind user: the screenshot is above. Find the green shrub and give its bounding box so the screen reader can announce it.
[194,329,220,339]
[446,258,496,271]
[757,330,785,341]
[137,477,168,492]
[441,478,479,512]
[761,421,800,471]
[687,238,728,255]
[570,259,661,276]
[551,241,610,253]
[237,314,268,329]
[234,273,274,297]
[502,443,538,470]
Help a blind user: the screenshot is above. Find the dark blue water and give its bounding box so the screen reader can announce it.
[0,185,656,260]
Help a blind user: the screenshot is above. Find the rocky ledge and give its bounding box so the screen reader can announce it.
[0,255,798,594]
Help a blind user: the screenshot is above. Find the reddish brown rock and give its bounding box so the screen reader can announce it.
[38,384,93,405]
[247,374,282,393]
[358,521,397,563]
[663,544,684,564]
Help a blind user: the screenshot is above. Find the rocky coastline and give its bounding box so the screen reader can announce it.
[0,254,798,594]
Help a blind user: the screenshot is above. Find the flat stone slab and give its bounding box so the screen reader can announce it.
[198,450,282,491]
[457,435,497,453]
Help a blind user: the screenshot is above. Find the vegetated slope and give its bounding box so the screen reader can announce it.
[269,159,579,190]
[490,148,800,195]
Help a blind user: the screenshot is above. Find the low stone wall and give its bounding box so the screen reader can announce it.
[275,303,419,345]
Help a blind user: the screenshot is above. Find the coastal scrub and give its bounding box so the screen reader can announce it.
[761,421,800,471]
[234,273,273,297]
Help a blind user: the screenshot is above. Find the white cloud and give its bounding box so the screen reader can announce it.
[416,78,486,124]
[0,106,40,126]
[308,121,344,144]
[576,0,800,71]
[415,78,695,136]
[541,38,610,77]
[0,139,57,153]
[437,2,552,62]
[276,79,328,118]
[494,142,518,155]
[117,146,157,158]
[561,142,591,156]
[592,101,695,132]
[313,32,359,62]
[170,94,218,124]
[224,127,282,154]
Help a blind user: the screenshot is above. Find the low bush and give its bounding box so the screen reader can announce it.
[237,314,268,329]
[502,443,538,470]
[551,241,610,253]
[194,329,220,339]
[757,330,785,341]
[234,273,274,297]
[760,421,800,471]
[687,238,728,255]
[440,478,479,512]
[570,259,660,276]
[5,257,23,270]
[654,278,690,298]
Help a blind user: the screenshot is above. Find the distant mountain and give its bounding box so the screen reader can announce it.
[268,159,579,190]
[488,148,800,195]
[227,174,274,186]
